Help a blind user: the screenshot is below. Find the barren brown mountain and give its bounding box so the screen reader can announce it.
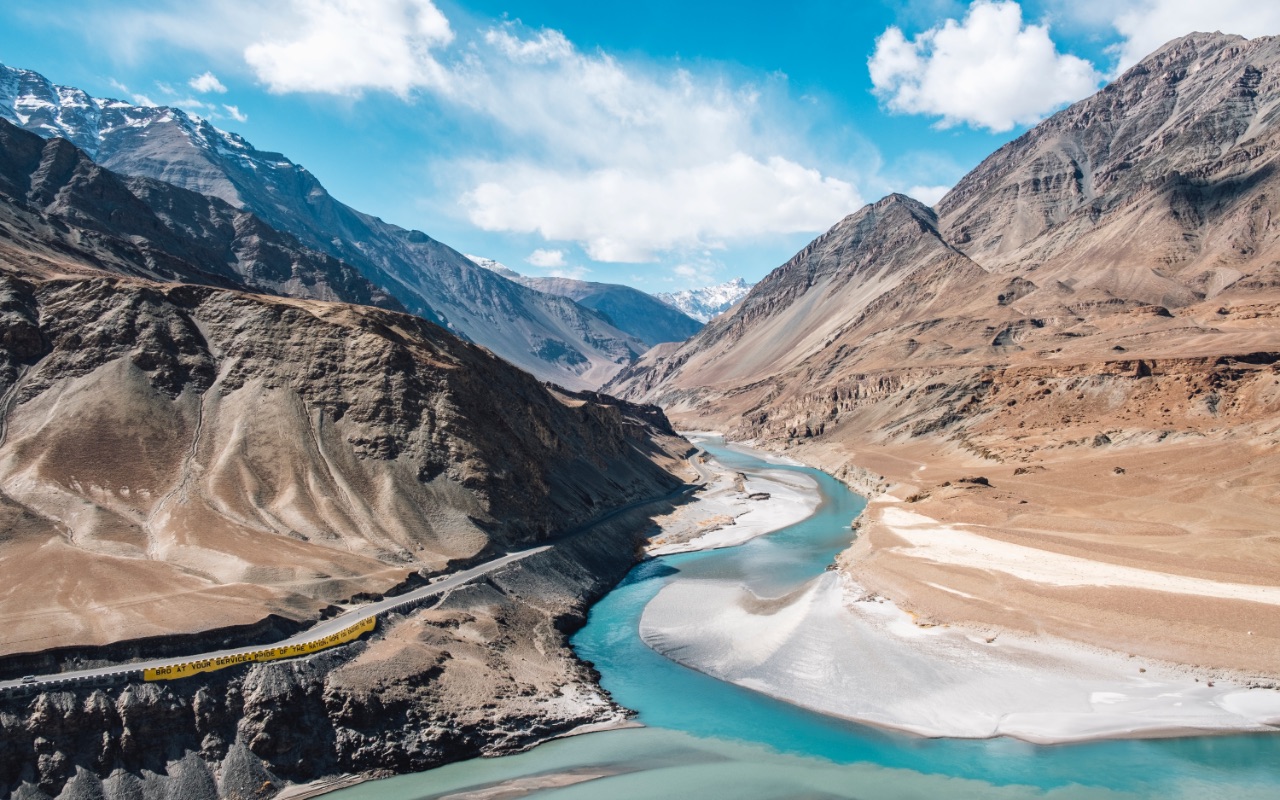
[0,115,693,798]
[608,32,1280,676]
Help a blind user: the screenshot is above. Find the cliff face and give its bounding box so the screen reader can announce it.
[937,31,1280,293]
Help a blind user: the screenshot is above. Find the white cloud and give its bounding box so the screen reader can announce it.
[223,104,248,122]
[456,25,861,262]
[244,0,454,96]
[868,1,1101,132]
[526,248,567,268]
[108,78,156,108]
[466,154,859,262]
[484,28,574,63]
[906,184,951,206]
[189,71,228,93]
[1110,1,1280,70]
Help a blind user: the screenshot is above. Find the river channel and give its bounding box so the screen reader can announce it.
[330,440,1280,799]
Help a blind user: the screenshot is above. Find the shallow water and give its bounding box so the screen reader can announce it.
[331,440,1280,799]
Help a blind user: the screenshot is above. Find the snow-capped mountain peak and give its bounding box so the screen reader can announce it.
[655,278,753,323]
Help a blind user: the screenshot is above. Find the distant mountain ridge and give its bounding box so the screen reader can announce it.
[0,63,644,389]
[0,117,398,309]
[467,256,703,347]
[655,278,753,322]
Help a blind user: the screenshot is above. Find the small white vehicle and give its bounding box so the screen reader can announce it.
[20,676,35,683]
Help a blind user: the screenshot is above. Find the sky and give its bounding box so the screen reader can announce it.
[1,1,1278,292]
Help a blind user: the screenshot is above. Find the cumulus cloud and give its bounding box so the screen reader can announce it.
[906,184,952,206]
[1110,1,1280,70]
[869,1,1101,132]
[189,71,227,93]
[456,25,861,262]
[244,0,454,96]
[526,248,567,268]
[466,154,859,262]
[223,104,248,122]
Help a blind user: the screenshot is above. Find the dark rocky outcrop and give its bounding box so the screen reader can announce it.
[0,492,684,800]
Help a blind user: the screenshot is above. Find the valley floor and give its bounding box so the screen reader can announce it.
[638,438,1280,744]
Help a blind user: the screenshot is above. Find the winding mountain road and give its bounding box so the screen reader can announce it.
[0,455,705,695]
[0,546,549,693]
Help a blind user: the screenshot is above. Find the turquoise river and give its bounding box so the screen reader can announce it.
[331,440,1280,799]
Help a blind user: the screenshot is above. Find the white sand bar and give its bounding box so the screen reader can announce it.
[640,572,1280,743]
[646,452,820,557]
[880,508,1280,606]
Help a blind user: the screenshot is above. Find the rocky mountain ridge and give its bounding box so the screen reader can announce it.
[0,63,645,390]
[466,256,702,347]
[0,117,397,308]
[654,277,753,322]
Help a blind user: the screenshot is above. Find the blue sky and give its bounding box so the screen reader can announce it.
[2,1,1278,292]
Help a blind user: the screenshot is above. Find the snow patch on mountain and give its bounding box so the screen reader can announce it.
[465,254,522,280]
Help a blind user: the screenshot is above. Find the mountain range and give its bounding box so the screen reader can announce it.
[468,256,703,347]
[0,63,646,390]
[654,277,753,322]
[0,61,693,799]
[608,31,1280,676]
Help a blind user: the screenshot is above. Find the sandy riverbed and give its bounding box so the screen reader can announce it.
[639,441,1280,744]
[645,444,820,557]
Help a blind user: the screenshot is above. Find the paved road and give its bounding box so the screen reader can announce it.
[0,545,549,692]
[687,449,715,484]
[0,457,703,694]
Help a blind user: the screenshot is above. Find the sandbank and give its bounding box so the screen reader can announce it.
[645,447,820,556]
[640,570,1280,744]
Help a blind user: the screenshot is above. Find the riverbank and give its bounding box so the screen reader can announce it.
[638,439,1280,745]
[646,442,820,556]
